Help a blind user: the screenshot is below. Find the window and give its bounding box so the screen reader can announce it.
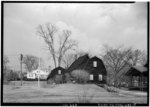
[132,76,139,87]
[58,70,61,74]
[144,77,147,85]
[90,74,93,80]
[99,75,102,81]
[93,61,97,67]
[133,80,139,87]
[27,73,35,79]
[29,74,33,77]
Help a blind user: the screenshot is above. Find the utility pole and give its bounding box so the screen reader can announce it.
[39,57,40,69]
[20,54,23,86]
[38,75,40,87]
[38,57,41,87]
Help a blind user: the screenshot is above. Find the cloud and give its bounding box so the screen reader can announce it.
[55,21,103,55]
[4,2,147,69]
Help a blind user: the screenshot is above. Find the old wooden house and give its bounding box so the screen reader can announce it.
[47,66,66,84]
[67,54,107,84]
[125,65,148,91]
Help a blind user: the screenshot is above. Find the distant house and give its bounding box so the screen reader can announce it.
[26,69,48,80]
[125,64,148,91]
[67,54,107,84]
[47,66,66,84]
[26,72,36,79]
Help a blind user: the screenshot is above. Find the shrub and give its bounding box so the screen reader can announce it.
[71,69,90,84]
[64,73,73,83]
[54,75,63,84]
[47,79,55,84]
[104,85,119,93]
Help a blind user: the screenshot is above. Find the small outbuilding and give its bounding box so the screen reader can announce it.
[47,66,66,84]
[125,65,147,91]
[67,54,107,84]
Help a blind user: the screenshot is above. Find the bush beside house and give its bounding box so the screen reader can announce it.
[71,69,90,84]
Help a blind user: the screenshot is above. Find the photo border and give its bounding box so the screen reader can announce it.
[1,1,149,106]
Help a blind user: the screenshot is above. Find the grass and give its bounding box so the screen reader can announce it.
[3,81,147,103]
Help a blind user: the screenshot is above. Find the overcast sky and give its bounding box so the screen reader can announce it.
[4,2,147,70]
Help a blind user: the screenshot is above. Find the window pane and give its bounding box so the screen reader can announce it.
[93,61,97,67]
[90,74,93,80]
[58,70,61,74]
[99,75,102,81]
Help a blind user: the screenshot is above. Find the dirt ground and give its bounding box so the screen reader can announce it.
[3,81,147,104]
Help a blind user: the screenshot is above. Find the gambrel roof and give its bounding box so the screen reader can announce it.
[67,54,107,75]
[47,66,66,80]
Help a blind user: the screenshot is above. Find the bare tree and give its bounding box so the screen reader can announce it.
[3,55,9,71]
[23,55,39,72]
[37,23,77,67]
[57,30,77,67]
[62,53,78,68]
[37,23,57,67]
[3,55,10,83]
[102,45,147,87]
[139,51,147,65]
[62,50,87,68]
[129,50,147,66]
[102,45,133,86]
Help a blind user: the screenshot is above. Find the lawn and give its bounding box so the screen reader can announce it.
[3,81,147,104]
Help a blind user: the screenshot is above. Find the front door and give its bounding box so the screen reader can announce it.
[93,75,98,83]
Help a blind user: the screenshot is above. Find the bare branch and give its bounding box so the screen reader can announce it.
[102,45,145,86]
[36,23,57,67]
[57,30,77,66]
[36,23,78,67]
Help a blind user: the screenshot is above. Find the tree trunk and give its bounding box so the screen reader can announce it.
[58,55,62,67]
[52,53,56,68]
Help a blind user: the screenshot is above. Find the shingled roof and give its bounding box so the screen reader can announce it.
[47,66,66,80]
[125,66,147,76]
[66,54,107,75]
[67,54,90,72]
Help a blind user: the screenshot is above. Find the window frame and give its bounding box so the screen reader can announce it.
[99,74,103,81]
[93,61,97,67]
[58,70,61,74]
[90,74,94,80]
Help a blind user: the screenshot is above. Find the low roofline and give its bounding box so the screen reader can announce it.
[132,66,147,72]
[125,66,147,76]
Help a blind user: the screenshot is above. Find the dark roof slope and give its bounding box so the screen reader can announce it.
[125,66,147,76]
[88,56,107,75]
[47,66,66,80]
[67,54,90,72]
[67,55,107,75]
[144,62,148,68]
